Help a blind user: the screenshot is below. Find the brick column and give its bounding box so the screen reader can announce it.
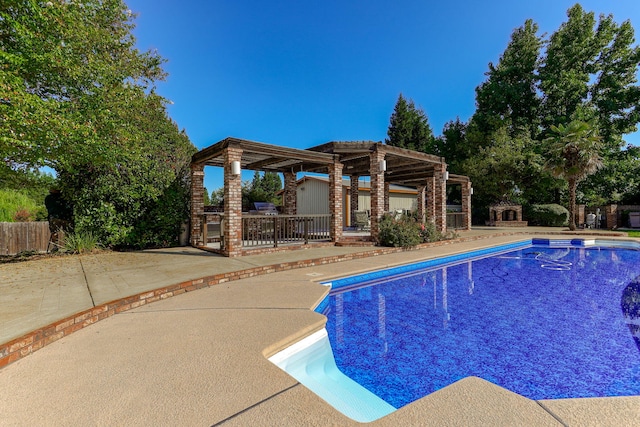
[350,175,359,227]
[426,176,436,224]
[223,146,243,257]
[283,172,297,215]
[461,181,472,230]
[576,204,585,227]
[416,185,426,223]
[329,161,344,242]
[434,164,447,234]
[605,204,618,229]
[370,150,386,243]
[384,182,390,212]
[190,162,205,247]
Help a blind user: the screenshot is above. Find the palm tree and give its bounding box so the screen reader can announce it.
[544,120,603,230]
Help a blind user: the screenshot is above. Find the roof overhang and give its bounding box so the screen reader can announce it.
[192,138,469,188]
[192,137,337,174]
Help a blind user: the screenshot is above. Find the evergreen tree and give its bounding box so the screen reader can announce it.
[474,19,542,138]
[432,118,468,172]
[386,94,434,152]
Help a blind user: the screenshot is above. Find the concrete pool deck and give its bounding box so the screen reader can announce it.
[1,227,639,425]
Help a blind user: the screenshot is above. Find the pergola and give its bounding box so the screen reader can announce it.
[190,137,472,257]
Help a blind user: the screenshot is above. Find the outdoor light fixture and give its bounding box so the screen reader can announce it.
[470,187,474,195]
[231,160,241,176]
[444,171,449,180]
[379,160,387,172]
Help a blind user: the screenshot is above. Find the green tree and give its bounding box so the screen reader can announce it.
[474,19,542,137]
[0,0,196,248]
[203,187,211,206]
[579,145,640,205]
[210,187,224,207]
[461,127,543,209]
[386,94,434,152]
[544,120,603,230]
[243,171,282,207]
[432,117,469,173]
[539,4,640,150]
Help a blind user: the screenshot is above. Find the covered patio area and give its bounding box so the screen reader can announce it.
[190,137,472,257]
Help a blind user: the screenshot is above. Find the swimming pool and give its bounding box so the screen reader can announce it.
[270,239,640,421]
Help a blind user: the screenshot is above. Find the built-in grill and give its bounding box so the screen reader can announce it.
[249,202,278,216]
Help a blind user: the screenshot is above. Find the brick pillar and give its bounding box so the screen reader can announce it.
[426,176,436,224]
[461,181,472,230]
[434,164,447,234]
[190,162,205,247]
[370,150,386,243]
[350,175,359,227]
[576,204,585,227]
[283,172,297,215]
[417,185,426,223]
[329,161,344,242]
[223,146,243,257]
[605,204,618,229]
[384,182,390,212]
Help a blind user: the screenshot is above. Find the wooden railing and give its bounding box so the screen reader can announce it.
[446,213,467,230]
[242,214,331,248]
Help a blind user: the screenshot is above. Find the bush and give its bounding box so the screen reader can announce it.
[63,231,102,254]
[378,214,422,247]
[378,213,460,247]
[526,204,569,226]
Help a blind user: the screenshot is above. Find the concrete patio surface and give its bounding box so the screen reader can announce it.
[1,227,639,426]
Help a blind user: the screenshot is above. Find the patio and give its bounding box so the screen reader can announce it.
[1,227,637,425]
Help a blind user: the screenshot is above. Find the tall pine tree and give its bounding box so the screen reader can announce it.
[386,94,434,152]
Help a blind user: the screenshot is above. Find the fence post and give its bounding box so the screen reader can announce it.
[273,217,278,248]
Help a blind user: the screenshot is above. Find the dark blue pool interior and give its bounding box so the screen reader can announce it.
[317,240,640,408]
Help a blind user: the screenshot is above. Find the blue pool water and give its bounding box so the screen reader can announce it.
[316,240,640,409]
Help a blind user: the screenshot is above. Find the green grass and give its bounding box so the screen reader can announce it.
[627,230,640,238]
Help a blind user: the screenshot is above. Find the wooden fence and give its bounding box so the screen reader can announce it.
[0,222,51,255]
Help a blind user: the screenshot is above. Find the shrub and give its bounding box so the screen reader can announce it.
[526,204,569,226]
[63,231,102,254]
[378,214,422,247]
[13,208,35,222]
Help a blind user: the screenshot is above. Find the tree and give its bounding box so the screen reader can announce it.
[243,171,282,208]
[203,187,211,206]
[432,117,469,172]
[539,4,640,150]
[461,127,543,209]
[579,144,640,205]
[474,19,542,138]
[544,120,603,230]
[386,94,434,152]
[0,0,196,248]
[210,187,224,207]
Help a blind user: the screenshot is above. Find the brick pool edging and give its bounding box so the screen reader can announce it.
[0,230,627,370]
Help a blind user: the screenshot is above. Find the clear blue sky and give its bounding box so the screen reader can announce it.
[125,0,640,190]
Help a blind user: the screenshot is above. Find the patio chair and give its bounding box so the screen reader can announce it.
[354,211,370,231]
